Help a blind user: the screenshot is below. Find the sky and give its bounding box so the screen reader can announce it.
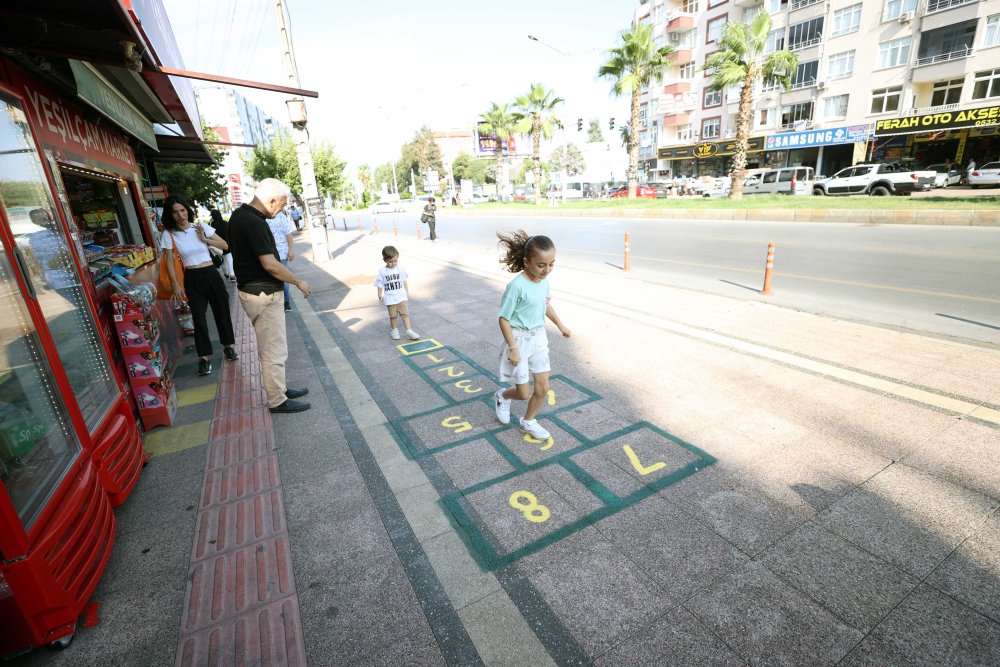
[161,0,637,170]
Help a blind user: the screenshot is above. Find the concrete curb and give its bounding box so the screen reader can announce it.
[443,206,1000,226]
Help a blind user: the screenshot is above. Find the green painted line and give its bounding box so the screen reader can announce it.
[558,459,620,506]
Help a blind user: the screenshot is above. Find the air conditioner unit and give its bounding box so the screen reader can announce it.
[898,10,914,23]
[668,32,680,42]
[816,80,828,91]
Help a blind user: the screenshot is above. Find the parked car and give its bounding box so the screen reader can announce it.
[467,193,489,204]
[811,163,935,196]
[968,162,1000,188]
[742,167,815,196]
[370,200,397,214]
[610,184,656,198]
[925,163,962,188]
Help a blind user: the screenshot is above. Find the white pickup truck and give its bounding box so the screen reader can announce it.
[812,163,936,196]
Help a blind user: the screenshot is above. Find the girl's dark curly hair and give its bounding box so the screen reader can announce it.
[161,195,195,231]
[496,230,554,273]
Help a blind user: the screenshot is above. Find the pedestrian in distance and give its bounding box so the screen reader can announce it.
[375,245,420,341]
[228,178,312,414]
[267,208,296,311]
[210,209,235,281]
[289,203,303,230]
[421,196,437,241]
[161,195,238,377]
[493,231,571,440]
[965,157,977,185]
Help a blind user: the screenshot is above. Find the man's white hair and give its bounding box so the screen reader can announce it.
[255,178,291,202]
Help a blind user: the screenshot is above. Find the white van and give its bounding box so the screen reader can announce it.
[742,167,815,195]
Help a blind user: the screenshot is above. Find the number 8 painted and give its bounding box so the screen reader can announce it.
[508,491,551,523]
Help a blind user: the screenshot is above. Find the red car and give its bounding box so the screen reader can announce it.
[610,184,657,198]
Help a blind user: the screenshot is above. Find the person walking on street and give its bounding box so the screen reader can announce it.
[210,209,235,281]
[492,231,572,440]
[267,209,296,311]
[289,203,303,231]
[228,178,312,414]
[161,196,238,376]
[965,158,977,185]
[421,196,437,241]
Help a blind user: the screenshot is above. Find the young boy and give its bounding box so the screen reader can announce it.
[374,246,420,340]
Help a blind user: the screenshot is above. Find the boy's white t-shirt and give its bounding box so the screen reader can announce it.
[161,224,216,267]
[374,265,409,305]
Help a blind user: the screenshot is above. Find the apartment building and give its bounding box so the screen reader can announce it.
[634,0,1000,179]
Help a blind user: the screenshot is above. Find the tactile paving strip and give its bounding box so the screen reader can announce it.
[176,293,306,667]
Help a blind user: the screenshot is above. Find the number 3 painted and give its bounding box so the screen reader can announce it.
[508,491,551,523]
[454,379,483,394]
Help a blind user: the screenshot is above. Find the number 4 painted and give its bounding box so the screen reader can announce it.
[623,445,666,475]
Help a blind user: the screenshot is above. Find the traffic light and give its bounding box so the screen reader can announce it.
[609,117,615,130]
[577,118,583,131]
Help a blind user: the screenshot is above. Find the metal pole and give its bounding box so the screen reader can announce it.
[274,0,328,262]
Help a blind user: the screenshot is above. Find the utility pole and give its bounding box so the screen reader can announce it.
[275,0,328,262]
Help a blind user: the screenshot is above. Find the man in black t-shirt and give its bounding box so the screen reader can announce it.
[229,178,312,413]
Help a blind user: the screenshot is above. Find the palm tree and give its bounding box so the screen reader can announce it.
[598,23,673,199]
[704,13,796,199]
[479,102,518,201]
[513,83,564,205]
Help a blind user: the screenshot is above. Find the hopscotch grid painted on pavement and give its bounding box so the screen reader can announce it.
[387,338,717,571]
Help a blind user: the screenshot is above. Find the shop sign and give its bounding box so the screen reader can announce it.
[10,65,138,174]
[68,60,157,149]
[476,125,516,155]
[874,104,1000,137]
[765,124,872,150]
[657,136,764,160]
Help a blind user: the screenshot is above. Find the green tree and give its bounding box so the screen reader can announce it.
[549,143,586,177]
[704,13,796,199]
[514,83,564,205]
[395,126,444,194]
[619,123,631,149]
[452,152,490,185]
[587,118,604,143]
[479,102,518,197]
[244,130,348,201]
[374,162,396,194]
[598,23,673,198]
[153,125,227,207]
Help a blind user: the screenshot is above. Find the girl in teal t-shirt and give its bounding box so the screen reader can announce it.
[494,231,572,440]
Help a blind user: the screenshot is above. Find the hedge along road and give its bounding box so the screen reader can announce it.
[344,211,1000,347]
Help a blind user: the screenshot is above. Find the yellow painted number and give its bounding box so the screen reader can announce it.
[547,389,556,406]
[523,433,555,451]
[437,365,465,378]
[623,445,666,476]
[453,379,483,394]
[508,491,550,523]
[441,416,473,433]
[425,353,444,363]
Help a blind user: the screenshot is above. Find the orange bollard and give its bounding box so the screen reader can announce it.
[760,242,775,295]
[393,217,398,237]
[358,219,363,232]
[416,221,422,240]
[623,232,631,272]
[374,219,379,234]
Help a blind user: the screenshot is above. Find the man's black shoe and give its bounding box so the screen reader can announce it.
[224,346,239,361]
[269,399,310,414]
[285,388,309,399]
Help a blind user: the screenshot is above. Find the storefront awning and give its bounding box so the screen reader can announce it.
[68,60,157,150]
[874,104,1000,137]
[657,136,765,161]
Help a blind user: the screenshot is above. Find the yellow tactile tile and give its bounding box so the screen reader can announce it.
[143,420,213,456]
[177,384,219,407]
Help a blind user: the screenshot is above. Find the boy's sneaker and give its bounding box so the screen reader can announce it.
[494,389,511,424]
[405,329,420,340]
[390,328,400,340]
[519,417,550,440]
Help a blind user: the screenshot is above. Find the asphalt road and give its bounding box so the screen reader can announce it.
[347,211,1000,347]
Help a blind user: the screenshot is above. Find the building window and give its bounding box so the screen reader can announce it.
[788,17,824,51]
[877,37,912,68]
[831,4,862,37]
[780,102,814,128]
[984,15,1000,48]
[767,0,789,12]
[758,109,770,126]
[931,79,963,106]
[871,86,903,113]
[704,53,719,76]
[972,68,1000,99]
[708,0,728,7]
[824,94,849,118]
[702,117,721,139]
[791,61,818,89]
[766,29,786,54]
[679,62,696,79]
[678,123,695,141]
[707,16,728,44]
[828,51,855,79]
[883,0,917,22]
[744,6,763,22]
[682,0,699,12]
[704,88,723,107]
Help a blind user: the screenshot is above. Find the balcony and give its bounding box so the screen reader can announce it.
[788,37,822,52]
[663,82,691,95]
[662,113,691,126]
[907,102,960,115]
[789,77,817,91]
[666,13,695,31]
[915,46,973,67]
[734,0,762,7]
[789,0,822,10]
[911,47,973,82]
[779,120,815,132]
[924,0,977,15]
[669,49,693,63]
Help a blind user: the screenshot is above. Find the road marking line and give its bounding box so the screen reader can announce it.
[707,236,999,260]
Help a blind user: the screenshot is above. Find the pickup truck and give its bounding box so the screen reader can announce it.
[812,163,936,196]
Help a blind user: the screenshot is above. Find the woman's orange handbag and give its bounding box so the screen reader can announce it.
[156,234,185,300]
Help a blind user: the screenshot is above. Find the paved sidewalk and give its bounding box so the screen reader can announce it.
[12,226,1000,666]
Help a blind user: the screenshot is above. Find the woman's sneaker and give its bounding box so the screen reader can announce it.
[519,417,550,440]
[494,389,511,424]
[405,329,420,340]
[390,328,400,340]
[197,359,212,376]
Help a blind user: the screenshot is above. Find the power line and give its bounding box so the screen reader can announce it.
[237,0,273,79]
